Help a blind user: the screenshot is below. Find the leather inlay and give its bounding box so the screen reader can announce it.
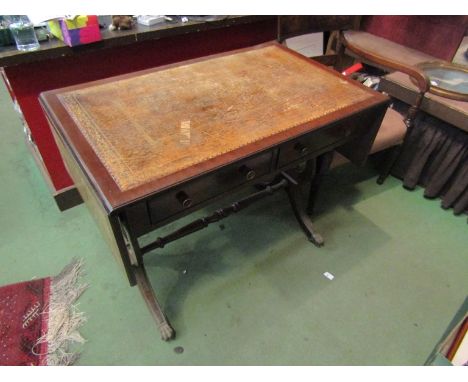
[58,45,373,191]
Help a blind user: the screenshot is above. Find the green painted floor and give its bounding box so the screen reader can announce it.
[0,81,467,366]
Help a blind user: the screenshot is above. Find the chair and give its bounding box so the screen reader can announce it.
[334,30,430,184]
[331,16,468,179]
[359,16,468,62]
[275,17,431,213]
[276,18,429,184]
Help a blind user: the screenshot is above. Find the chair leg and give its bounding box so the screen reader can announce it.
[377,145,402,185]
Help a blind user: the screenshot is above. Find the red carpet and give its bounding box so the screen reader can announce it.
[0,259,87,366]
[0,278,50,365]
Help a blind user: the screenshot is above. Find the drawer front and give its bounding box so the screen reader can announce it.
[148,151,273,225]
[278,118,354,167]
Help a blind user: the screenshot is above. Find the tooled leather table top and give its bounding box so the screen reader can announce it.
[56,44,374,192]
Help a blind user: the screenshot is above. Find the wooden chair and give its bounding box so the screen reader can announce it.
[335,16,467,186]
[334,30,430,184]
[275,17,431,213]
[277,17,429,184]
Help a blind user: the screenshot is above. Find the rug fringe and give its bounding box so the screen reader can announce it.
[33,258,88,366]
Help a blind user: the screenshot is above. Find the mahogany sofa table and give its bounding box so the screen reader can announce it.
[40,42,389,341]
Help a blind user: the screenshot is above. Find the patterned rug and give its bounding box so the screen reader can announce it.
[0,259,87,366]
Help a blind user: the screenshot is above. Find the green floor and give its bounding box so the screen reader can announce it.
[0,81,467,366]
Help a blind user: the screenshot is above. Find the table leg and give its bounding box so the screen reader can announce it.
[118,216,175,341]
[284,171,324,247]
[133,265,175,341]
[307,151,334,215]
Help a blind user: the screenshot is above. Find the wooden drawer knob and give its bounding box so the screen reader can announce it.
[176,191,192,208]
[294,142,309,155]
[239,165,256,181]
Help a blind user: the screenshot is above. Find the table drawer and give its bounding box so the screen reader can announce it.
[278,119,354,167]
[147,151,273,225]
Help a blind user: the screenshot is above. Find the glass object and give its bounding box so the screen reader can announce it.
[414,61,468,102]
[7,15,40,52]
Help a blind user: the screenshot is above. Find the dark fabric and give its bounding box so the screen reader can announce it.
[392,113,468,215]
[360,16,468,61]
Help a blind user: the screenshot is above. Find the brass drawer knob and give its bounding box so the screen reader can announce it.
[294,142,309,155]
[239,165,256,181]
[176,191,192,208]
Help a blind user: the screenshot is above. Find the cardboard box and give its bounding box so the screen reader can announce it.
[48,15,101,47]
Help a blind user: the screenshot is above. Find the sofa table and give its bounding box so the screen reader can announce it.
[40,42,389,341]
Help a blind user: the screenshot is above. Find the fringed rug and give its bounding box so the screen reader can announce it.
[0,259,87,366]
